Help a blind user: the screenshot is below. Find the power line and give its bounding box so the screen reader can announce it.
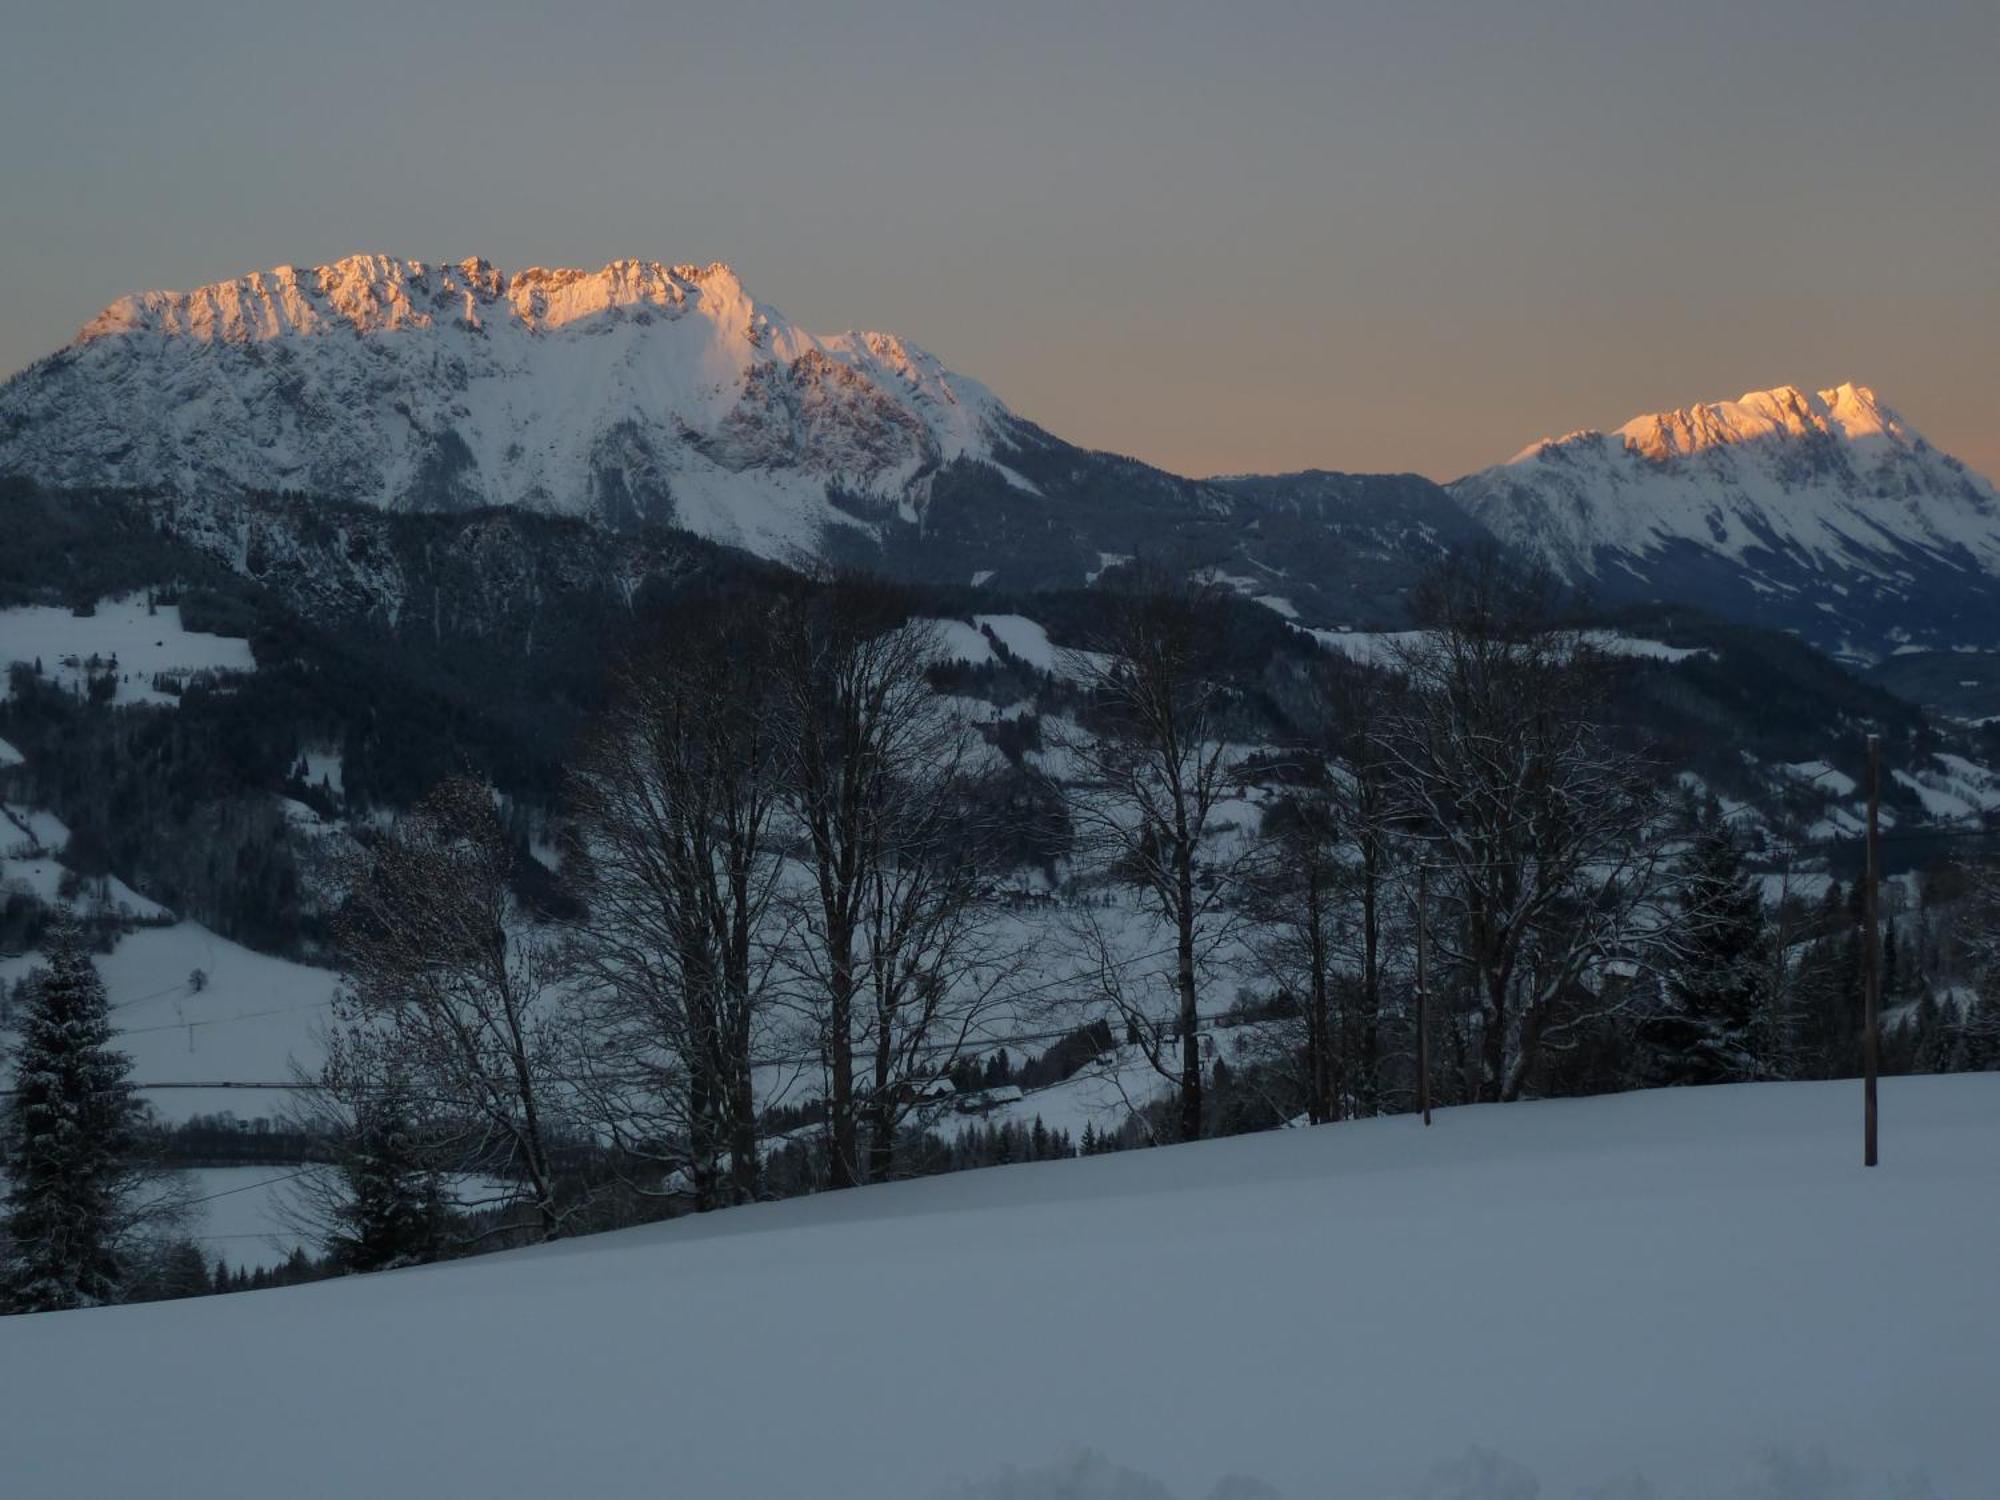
[108,981,196,1012]
[116,997,336,1037]
[179,1168,315,1207]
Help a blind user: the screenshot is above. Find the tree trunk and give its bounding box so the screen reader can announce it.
[1177,848,1202,1143]
[728,1032,758,1204]
[723,869,760,1206]
[1503,1002,1543,1103]
[518,1102,561,1241]
[868,990,896,1183]
[1479,970,1508,1104]
[688,1029,717,1213]
[1359,835,1380,1114]
[827,952,858,1189]
[1309,892,1331,1125]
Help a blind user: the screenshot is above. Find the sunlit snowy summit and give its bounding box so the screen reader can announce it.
[7,259,2000,655]
[0,255,1021,557]
[1450,383,2000,656]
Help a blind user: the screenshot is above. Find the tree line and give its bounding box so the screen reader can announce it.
[6,554,1999,1310]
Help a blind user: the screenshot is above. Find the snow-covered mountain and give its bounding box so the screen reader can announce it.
[1451,384,2000,658]
[0,255,1021,559]
[9,259,1999,655]
[0,254,1492,622]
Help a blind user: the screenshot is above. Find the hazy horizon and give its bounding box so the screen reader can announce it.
[3,1,1993,485]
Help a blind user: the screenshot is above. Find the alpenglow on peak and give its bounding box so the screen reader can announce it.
[1,254,1021,555]
[1449,379,2000,656]
[75,255,758,342]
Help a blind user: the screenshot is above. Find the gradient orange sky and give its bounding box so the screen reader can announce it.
[2,1,1993,484]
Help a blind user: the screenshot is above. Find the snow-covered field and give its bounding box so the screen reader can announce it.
[2,801,171,921]
[0,921,338,1124]
[2,1076,1993,1499]
[927,613,1112,680]
[0,597,256,706]
[181,1167,319,1272]
[1305,627,1706,669]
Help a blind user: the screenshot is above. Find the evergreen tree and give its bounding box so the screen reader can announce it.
[1914,993,1958,1074]
[2,919,139,1313]
[130,1239,212,1302]
[1963,993,2000,1072]
[1641,825,1768,1084]
[329,1091,446,1274]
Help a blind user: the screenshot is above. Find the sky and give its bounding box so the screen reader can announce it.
[1,0,1994,483]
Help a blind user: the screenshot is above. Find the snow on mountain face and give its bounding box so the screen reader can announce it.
[1450,384,2000,658]
[0,255,1018,558]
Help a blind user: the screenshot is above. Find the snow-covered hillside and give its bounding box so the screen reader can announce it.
[0,921,338,1124]
[0,255,1019,557]
[2,1077,1992,1498]
[1451,385,2000,659]
[0,597,256,705]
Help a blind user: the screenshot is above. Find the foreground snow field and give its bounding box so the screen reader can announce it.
[2,1078,1995,1499]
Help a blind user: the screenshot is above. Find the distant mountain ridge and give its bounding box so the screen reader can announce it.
[1450,384,2000,657]
[0,254,1488,627]
[0,254,1017,558]
[4,257,1999,654]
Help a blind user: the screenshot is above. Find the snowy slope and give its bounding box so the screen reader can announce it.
[0,256,1486,617]
[0,597,256,706]
[1451,384,2000,658]
[3,1077,1994,1499]
[180,1168,318,1273]
[0,921,337,1124]
[0,255,1018,559]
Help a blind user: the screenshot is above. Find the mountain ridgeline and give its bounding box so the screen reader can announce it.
[1451,384,2000,660]
[2,255,1999,660]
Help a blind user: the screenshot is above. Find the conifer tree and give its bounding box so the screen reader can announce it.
[330,1090,446,1274]
[2,918,138,1313]
[1963,993,2000,1072]
[1915,993,1959,1074]
[1642,825,1769,1085]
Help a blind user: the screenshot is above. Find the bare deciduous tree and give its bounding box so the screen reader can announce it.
[1059,580,1262,1141]
[1250,654,1409,1123]
[568,598,787,1210]
[773,576,1010,1186]
[1383,554,1676,1102]
[1249,784,1343,1123]
[335,776,572,1238]
[853,757,1022,1180]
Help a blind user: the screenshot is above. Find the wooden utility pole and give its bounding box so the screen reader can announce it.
[1416,862,1432,1127]
[1863,733,1881,1168]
